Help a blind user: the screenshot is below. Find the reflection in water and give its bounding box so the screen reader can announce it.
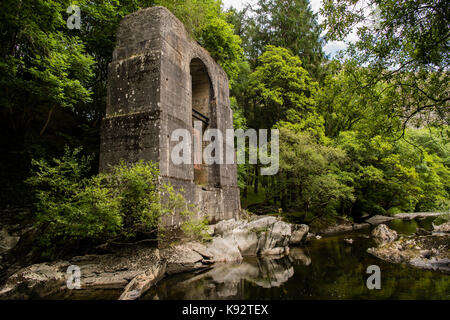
[144,249,311,300]
[143,221,449,300]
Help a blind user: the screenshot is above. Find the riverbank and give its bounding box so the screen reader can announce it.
[0,215,309,300]
[142,228,449,300]
[0,211,448,300]
[367,221,450,274]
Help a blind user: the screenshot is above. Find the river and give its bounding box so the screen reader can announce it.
[141,217,449,300]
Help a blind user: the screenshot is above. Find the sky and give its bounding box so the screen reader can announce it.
[221,0,354,57]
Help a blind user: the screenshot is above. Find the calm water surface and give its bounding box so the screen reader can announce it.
[141,218,449,300]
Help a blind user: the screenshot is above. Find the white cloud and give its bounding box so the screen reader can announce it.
[324,41,347,58]
[222,0,253,10]
[309,0,322,15]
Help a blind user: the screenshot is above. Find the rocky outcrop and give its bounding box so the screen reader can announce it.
[289,224,309,245]
[209,217,297,259]
[365,215,395,225]
[0,228,20,255]
[371,224,397,245]
[0,216,304,300]
[0,261,69,299]
[0,245,163,299]
[163,242,214,274]
[118,262,166,300]
[433,222,450,233]
[368,234,450,274]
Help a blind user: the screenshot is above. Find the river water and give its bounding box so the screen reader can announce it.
[141,218,449,300]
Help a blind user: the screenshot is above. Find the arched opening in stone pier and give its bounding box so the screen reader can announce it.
[189,58,220,187]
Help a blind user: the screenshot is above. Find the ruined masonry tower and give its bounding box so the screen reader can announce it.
[99,6,241,226]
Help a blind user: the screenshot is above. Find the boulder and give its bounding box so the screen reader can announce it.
[206,237,243,262]
[231,227,258,256]
[163,242,213,275]
[245,216,278,232]
[0,228,20,254]
[258,220,291,255]
[0,261,69,299]
[213,219,243,237]
[365,215,395,225]
[344,238,354,244]
[371,224,397,245]
[433,222,450,233]
[289,224,309,245]
[367,234,450,274]
[209,216,294,258]
[305,232,316,241]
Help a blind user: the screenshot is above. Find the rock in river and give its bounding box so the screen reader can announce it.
[371,224,397,245]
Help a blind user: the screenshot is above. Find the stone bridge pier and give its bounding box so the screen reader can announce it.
[99,6,241,226]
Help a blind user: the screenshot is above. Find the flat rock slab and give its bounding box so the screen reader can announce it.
[317,223,370,236]
[0,246,162,299]
[366,212,445,225]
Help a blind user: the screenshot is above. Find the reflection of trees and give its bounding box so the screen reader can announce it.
[388,219,419,235]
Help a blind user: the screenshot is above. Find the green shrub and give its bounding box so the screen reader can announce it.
[26,147,122,249]
[106,160,165,238]
[27,147,209,254]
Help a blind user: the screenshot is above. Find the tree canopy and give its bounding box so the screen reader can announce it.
[1,0,448,229]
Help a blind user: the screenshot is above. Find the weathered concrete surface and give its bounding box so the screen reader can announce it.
[99,6,240,226]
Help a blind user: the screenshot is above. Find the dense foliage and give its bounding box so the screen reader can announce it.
[27,148,207,255]
[228,0,449,223]
[0,0,241,206]
[1,0,448,244]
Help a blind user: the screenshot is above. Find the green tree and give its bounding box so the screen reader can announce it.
[321,0,449,127]
[274,124,354,220]
[317,60,402,138]
[244,0,325,79]
[335,129,450,216]
[248,45,319,129]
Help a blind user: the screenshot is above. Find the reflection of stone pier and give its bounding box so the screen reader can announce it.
[144,250,311,300]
